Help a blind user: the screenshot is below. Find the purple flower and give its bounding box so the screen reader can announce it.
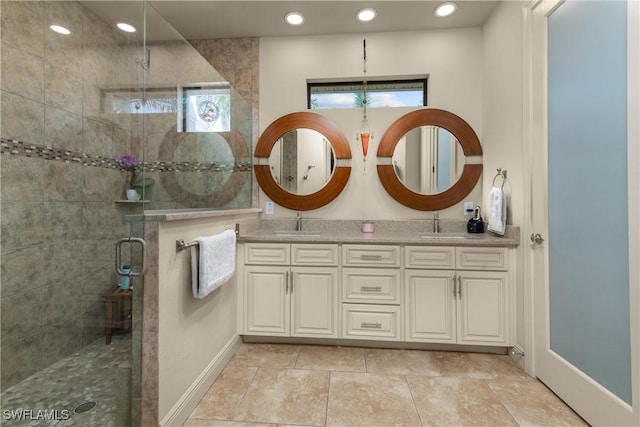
[118,155,137,168]
[118,155,138,188]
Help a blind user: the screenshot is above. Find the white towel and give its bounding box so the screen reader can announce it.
[191,229,236,299]
[487,186,507,235]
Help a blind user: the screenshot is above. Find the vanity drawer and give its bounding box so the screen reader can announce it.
[342,245,400,267]
[292,244,339,266]
[456,247,508,271]
[342,268,401,304]
[405,246,455,269]
[244,243,290,265]
[342,304,401,341]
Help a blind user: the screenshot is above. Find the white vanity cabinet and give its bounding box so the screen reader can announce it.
[404,246,510,346]
[243,243,339,338]
[341,244,402,341]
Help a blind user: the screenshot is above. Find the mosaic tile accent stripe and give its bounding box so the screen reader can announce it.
[0,138,252,173]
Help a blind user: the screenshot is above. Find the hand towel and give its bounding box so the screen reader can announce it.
[191,229,236,299]
[487,186,507,235]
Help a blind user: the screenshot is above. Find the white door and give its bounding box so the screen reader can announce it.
[527,1,639,425]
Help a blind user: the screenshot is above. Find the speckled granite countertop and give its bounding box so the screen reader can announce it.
[238,219,520,247]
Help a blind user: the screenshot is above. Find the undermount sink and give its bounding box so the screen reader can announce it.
[273,231,321,237]
[420,235,466,240]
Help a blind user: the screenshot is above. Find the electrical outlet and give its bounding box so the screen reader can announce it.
[464,201,474,216]
[265,201,274,215]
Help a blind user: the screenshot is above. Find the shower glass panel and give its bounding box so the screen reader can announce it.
[131,3,254,212]
[1,1,253,425]
[1,0,146,425]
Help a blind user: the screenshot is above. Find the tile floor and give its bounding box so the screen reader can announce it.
[0,334,131,427]
[183,343,588,427]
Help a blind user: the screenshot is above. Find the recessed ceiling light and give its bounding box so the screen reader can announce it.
[435,2,457,17]
[285,12,305,26]
[356,8,377,22]
[50,25,71,35]
[117,22,136,33]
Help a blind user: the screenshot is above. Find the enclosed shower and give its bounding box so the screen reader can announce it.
[0,1,254,425]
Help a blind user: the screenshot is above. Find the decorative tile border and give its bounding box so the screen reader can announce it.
[0,138,252,173]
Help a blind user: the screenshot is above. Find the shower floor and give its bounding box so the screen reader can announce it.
[1,333,132,427]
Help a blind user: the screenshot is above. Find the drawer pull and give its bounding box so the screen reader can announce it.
[360,286,382,292]
[361,322,382,329]
[361,254,383,261]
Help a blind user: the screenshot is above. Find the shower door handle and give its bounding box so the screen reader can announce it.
[116,237,147,276]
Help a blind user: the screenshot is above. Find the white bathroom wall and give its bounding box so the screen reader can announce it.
[482,1,525,227]
[156,211,259,424]
[481,1,526,357]
[259,28,484,219]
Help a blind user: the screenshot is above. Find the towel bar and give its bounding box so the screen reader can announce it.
[176,224,239,252]
[492,168,507,189]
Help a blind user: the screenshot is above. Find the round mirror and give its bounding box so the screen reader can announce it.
[268,129,336,195]
[392,126,464,195]
[254,112,351,211]
[377,108,482,211]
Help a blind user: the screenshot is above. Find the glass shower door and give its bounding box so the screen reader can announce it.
[0,0,149,425]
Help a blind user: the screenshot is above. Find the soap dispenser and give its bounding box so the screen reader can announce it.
[467,206,485,233]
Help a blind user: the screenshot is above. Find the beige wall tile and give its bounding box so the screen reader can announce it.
[1,43,45,102]
[1,1,44,56]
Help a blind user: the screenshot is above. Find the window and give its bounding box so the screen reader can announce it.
[181,85,231,132]
[307,78,427,110]
[106,83,232,133]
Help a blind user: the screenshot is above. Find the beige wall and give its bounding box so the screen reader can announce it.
[259,28,484,220]
[154,212,259,422]
[481,1,525,353]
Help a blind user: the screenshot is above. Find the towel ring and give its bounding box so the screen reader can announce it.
[492,168,507,189]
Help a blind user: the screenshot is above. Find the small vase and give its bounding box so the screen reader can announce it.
[126,188,141,200]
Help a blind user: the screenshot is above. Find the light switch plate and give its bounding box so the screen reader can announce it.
[464,201,474,216]
[265,201,274,215]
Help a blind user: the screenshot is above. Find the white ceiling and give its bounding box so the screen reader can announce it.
[80,1,499,41]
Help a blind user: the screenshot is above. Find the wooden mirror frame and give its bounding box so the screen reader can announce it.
[254,112,352,211]
[376,108,483,211]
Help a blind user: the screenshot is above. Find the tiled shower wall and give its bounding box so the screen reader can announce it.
[0,0,141,390]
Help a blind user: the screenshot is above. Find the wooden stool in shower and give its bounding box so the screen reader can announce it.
[101,286,133,345]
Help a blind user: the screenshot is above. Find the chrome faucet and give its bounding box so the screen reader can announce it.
[433,212,439,234]
[296,211,302,231]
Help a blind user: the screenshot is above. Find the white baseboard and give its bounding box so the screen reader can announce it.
[160,335,243,427]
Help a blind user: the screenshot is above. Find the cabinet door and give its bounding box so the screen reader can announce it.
[244,266,289,335]
[405,270,456,343]
[291,267,338,338]
[457,271,508,345]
